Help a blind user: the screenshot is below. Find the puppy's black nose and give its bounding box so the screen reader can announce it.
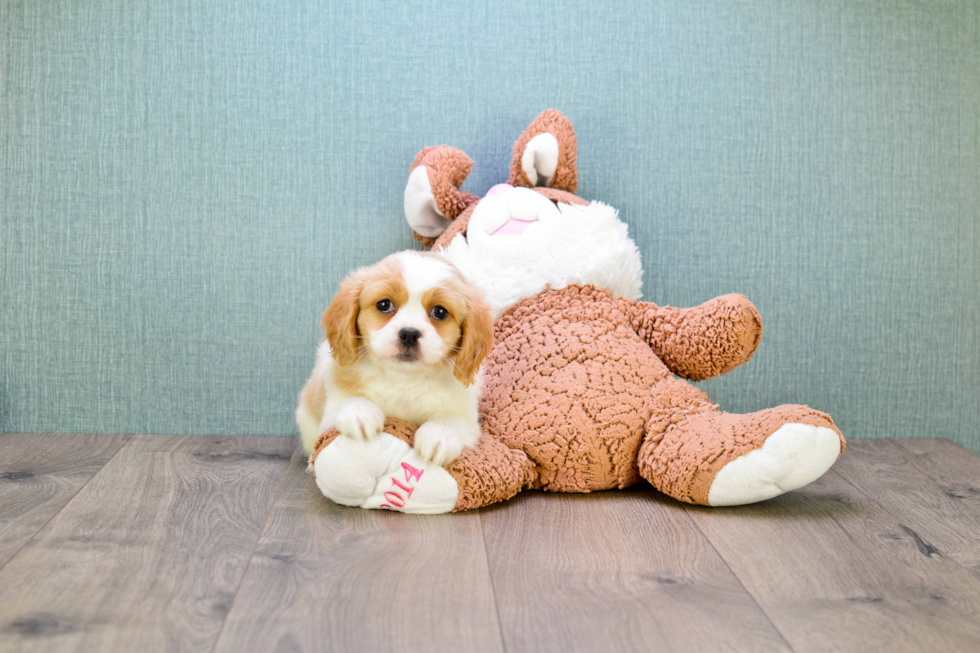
[398,327,422,347]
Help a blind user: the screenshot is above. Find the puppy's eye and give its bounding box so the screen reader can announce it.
[376,299,394,314]
[430,305,449,321]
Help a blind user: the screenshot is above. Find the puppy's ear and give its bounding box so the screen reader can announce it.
[454,289,494,386]
[508,109,578,193]
[405,146,479,248]
[321,273,363,367]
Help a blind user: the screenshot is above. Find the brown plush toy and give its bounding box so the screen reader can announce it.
[308,110,844,514]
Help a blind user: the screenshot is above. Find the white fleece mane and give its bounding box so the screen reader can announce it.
[440,201,643,320]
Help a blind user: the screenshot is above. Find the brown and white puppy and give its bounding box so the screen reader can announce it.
[297,251,493,466]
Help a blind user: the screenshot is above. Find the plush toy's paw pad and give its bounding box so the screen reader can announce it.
[313,432,459,514]
[413,422,464,466]
[333,397,385,441]
[707,423,842,507]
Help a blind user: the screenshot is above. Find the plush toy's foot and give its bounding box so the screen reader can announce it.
[639,405,844,506]
[706,422,841,506]
[312,432,459,514]
[310,418,536,514]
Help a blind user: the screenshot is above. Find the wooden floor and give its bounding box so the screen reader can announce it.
[1,435,979,652]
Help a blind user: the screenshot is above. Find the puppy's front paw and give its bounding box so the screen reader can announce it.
[334,398,385,441]
[413,422,464,467]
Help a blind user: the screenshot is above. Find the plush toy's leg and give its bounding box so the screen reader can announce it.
[448,430,536,511]
[311,421,459,514]
[310,419,534,514]
[637,379,845,506]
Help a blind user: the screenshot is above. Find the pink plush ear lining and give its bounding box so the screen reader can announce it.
[491,219,534,236]
[486,183,515,198]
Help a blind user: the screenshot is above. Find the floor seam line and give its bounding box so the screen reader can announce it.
[208,441,295,653]
[678,505,798,653]
[478,509,510,653]
[0,432,134,576]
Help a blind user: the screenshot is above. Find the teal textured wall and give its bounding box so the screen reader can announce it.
[2,1,978,450]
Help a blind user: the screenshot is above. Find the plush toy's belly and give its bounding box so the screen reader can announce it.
[481,285,672,492]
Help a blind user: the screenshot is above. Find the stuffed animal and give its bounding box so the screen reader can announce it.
[309,110,844,514]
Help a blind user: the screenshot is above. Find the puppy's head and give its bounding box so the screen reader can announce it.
[322,251,493,385]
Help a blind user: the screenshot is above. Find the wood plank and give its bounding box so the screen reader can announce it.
[213,447,504,653]
[685,469,980,652]
[896,439,980,491]
[834,439,980,580]
[481,487,791,653]
[0,434,292,652]
[0,433,130,569]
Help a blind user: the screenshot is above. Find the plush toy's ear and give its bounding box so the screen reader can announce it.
[405,146,479,247]
[508,109,578,193]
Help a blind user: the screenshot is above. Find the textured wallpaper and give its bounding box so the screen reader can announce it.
[2,0,978,451]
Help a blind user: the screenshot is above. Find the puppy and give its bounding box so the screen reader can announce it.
[297,251,494,466]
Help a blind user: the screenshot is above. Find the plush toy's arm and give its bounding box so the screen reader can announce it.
[617,294,762,381]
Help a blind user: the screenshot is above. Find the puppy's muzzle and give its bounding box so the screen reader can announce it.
[397,327,422,359]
